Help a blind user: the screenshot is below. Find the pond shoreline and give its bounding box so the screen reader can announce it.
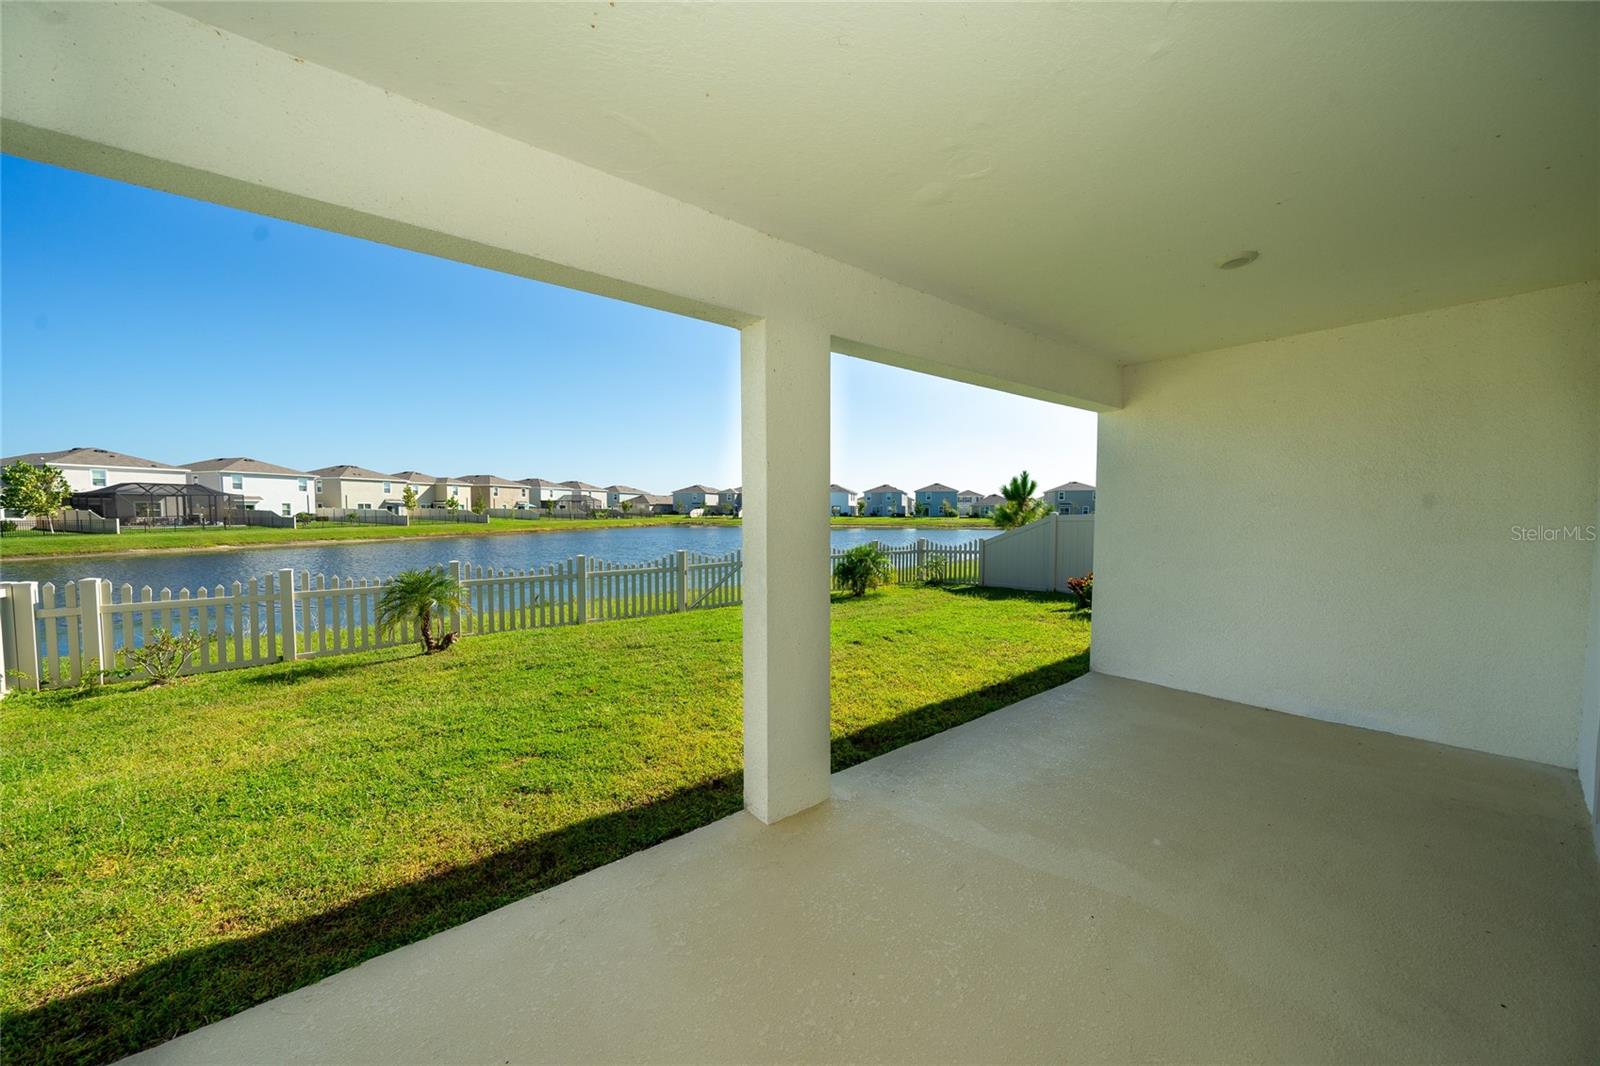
[0,517,995,564]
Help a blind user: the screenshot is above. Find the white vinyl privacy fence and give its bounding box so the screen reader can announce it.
[0,539,983,690]
[978,514,1094,593]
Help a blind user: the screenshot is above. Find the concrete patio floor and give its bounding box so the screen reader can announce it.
[131,673,1600,1064]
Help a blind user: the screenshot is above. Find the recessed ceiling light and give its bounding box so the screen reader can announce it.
[1216,250,1260,270]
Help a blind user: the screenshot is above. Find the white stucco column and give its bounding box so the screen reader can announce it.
[742,317,832,823]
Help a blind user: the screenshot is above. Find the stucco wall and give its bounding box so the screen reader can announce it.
[1095,282,1599,768]
[1581,432,1600,830]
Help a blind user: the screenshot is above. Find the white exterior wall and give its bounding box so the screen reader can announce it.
[192,471,314,516]
[56,463,188,493]
[1581,426,1600,839]
[1096,283,1600,769]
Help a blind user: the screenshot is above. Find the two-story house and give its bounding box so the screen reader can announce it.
[461,474,531,510]
[915,483,960,517]
[310,464,397,510]
[829,484,857,516]
[520,478,566,509]
[719,487,742,515]
[188,457,314,517]
[1044,480,1097,514]
[2,446,190,494]
[862,484,909,517]
[606,484,649,511]
[560,480,609,508]
[672,485,722,514]
[956,489,983,516]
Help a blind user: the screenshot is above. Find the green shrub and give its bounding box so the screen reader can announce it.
[833,543,892,597]
[0,520,16,533]
[1065,571,1093,608]
[128,629,204,685]
[918,552,949,586]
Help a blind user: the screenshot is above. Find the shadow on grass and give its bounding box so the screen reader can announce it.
[832,649,1090,771]
[6,648,1091,1065]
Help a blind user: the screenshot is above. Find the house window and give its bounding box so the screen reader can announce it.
[383,481,391,493]
[298,478,308,491]
[91,468,107,487]
[493,487,499,497]
[450,486,458,497]
[357,502,371,510]
[230,474,244,490]
[281,503,292,517]
[315,478,323,492]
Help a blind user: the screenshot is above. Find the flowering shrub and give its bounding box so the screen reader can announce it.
[1065,571,1093,608]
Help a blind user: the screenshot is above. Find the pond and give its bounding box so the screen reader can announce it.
[0,525,1000,591]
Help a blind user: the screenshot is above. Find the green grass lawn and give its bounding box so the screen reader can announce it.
[0,514,993,559]
[1,584,1088,1064]
[0,515,740,558]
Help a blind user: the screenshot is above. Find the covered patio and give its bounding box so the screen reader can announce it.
[133,674,1600,1063]
[3,1,1597,1060]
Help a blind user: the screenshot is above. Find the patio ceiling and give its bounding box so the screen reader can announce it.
[163,1,1600,362]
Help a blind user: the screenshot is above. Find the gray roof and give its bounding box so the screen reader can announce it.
[917,482,957,493]
[981,494,1006,504]
[459,474,526,488]
[635,494,672,506]
[958,489,982,497]
[865,484,905,494]
[390,469,438,482]
[1044,481,1096,493]
[829,484,855,494]
[186,456,310,476]
[3,446,183,471]
[674,484,720,494]
[561,479,604,491]
[310,464,391,480]
[606,484,648,494]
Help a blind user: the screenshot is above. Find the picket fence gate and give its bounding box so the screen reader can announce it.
[0,539,982,691]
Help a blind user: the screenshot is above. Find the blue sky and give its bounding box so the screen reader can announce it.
[1,154,1095,495]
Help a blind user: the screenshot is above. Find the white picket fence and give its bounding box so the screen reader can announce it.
[0,539,982,690]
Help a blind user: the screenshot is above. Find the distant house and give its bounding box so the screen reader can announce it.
[974,493,1006,517]
[2,446,189,495]
[633,493,674,515]
[552,493,596,516]
[606,484,650,510]
[1044,481,1097,514]
[719,487,743,515]
[915,483,959,516]
[188,457,314,517]
[384,471,471,509]
[956,489,983,516]
[520,479,566,509]
[829,484,857,515]
[560,480,609,508]
[862,484,909,517]
[310,464,396,510]
[672,484,722,514]
[460,474,531,510]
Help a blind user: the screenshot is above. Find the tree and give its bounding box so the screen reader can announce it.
[1,461,72,533]
[401,484,419,511]
[992,469,1047,530]
[620,500,634,516]
[833,543,892,597]
[442,496,461,511]
[939,500,957,518]
[376,569,466,654]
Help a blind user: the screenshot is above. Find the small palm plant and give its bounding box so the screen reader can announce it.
[992,469,1048,529]
[834,543,892,597]
[377,569,466,653]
